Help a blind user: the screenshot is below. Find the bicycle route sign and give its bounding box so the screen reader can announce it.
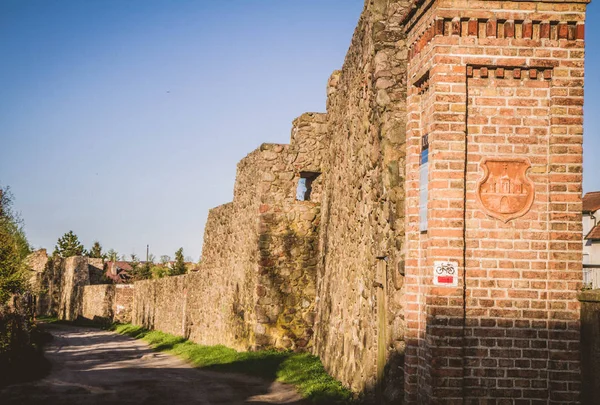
[433,261,458,287]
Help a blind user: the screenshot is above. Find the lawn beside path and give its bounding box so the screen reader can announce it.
[110,323,355,405]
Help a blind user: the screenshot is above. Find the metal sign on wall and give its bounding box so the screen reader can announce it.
[433,261,458,287]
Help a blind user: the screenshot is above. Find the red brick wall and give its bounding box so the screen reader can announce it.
[403,0,587,403]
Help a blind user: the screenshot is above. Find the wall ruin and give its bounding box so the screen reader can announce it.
[113,284,134,323]
[313,1,410,399]
[26,250,110,321]
[27,0,589,403]
[128,1,589,402]
[132,113,328,351]
[81,284,114,323]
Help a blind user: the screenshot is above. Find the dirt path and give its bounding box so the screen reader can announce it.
[0,323,308,405]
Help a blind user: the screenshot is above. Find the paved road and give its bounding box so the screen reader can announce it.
[1,323,307,405]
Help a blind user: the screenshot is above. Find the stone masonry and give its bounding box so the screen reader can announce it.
[313,2,410,399]
[26,250,108,321]
[81,284,114,322]
[133,113,328,351]
[39,0,589,403]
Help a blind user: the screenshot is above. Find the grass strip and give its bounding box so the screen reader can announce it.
[111,323,355,404]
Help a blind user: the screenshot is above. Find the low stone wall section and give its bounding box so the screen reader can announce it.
[57,256,91,321]
[133,273,249,349]
[81,285,114,322]
[113,285,134,323]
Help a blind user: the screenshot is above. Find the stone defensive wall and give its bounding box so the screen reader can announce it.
[26,0,591,402]
[113,284,134,323]
[131,112,328,351]
[26,250,105,321]
[81,284,134,324]
[313,1,411,398]
[81,284,114,322]
[25,250,133,323]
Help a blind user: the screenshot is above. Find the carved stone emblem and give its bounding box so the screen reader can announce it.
[476,158,535,223]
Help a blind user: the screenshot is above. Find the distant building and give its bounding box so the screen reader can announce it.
[105,261,133,284]
[584,192,600,263]
[583,192,600,288]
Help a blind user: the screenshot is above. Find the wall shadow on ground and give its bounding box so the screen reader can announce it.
[0,323,314,405]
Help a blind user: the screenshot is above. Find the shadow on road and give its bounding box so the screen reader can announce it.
[0,323,309,405]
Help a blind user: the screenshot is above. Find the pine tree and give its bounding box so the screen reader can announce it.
[171,248,186,276]
[106,249,119,262]
[88,241,104,259]
[54,231,85,258]
[137,262,152,280]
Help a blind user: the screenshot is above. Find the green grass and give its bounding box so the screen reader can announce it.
[112,323,354,404]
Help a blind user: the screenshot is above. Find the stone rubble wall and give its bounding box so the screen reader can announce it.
[313,0,410,398]
[24,249,49,294]
[133,276,187,337]
[133,272,249,349]
[56,257,95,321]
[25,250,116,321]
[130,114,329,351]
[113,285,134,323]
[81,284,114,322]
[255,201,321,350]
[291,112,328,172]
[23,1,590,402]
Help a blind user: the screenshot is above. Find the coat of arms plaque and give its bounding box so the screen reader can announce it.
[476,157,535,223]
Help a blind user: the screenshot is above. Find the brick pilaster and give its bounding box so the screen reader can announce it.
[403,0,588,403]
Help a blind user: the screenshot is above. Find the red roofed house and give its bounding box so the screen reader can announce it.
[583,191,600,288]
[105,261,133,284]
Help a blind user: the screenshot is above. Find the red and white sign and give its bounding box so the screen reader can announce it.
[433,261,458,287]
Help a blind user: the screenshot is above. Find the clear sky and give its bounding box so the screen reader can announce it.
[1,1,599,261]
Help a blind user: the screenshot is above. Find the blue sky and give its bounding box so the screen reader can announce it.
[1,1,598,260]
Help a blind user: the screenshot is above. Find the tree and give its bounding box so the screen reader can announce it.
[106,249,119,262]
[87,241,104,259]
[170,248,186,276]
[160,255,171,264]
[151,265,168,279]
[54,231,85,258]
[0,186,30,305]
[128,253,151,281]
[137,262,152,280]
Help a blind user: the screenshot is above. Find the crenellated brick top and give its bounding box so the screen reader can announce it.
[401,0,591,28]
[409,17,584,59]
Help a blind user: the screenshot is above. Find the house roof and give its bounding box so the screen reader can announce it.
[106,261,133,271]
[587,223,600,241]
[583,191,600,213]
[105,261,132,284]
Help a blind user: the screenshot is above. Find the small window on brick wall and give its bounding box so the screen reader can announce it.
[419,134,429,232]
[296,172,320,201]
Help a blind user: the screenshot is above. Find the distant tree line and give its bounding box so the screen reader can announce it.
[51,230,195,281]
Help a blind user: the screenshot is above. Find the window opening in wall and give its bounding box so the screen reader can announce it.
[296,172,320,201]
[419,134,429,232]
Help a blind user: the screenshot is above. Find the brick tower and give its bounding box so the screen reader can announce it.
[402,0,589,403]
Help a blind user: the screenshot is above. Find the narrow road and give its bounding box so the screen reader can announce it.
[1,323,307,405]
